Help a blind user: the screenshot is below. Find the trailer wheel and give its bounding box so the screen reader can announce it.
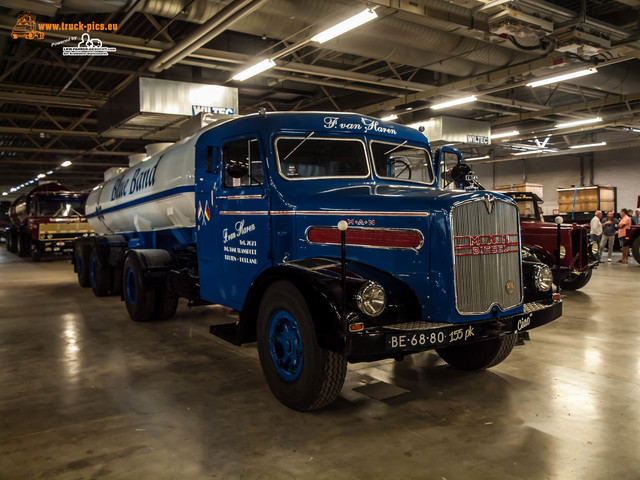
[152,286,179,320]
[123,256,155,322]
[436,333,517,371]
[17,233,29,257]
[30,240,42,262]
[560,268,592,291]
[257,280,347,411]
[90,249,111,296]
[75,245,91,287]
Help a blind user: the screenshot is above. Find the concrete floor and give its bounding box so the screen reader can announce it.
[1,245,639,480]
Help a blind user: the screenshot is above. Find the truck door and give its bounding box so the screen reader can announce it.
[196,135,271,309]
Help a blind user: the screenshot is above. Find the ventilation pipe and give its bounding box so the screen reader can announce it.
[148,0,266,73]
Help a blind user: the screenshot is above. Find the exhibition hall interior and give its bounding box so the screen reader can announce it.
[1,0,639,478]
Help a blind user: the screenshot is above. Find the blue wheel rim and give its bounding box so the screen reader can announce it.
[77,256,82,280]
[125,268,136,305]
[90,257,96,287]
[268,309,303,382]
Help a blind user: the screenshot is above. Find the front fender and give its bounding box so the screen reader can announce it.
[237,257,422,353]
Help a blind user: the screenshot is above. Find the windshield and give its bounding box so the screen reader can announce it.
[514,199,539,220]
[36,195,86,217]
[370,141,434,184]
[276,137,369,180]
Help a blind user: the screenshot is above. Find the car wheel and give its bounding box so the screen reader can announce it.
[30,240,42,262]
[560,268,593,291]
[152,285,179,320]
[436,333,517,371]
[632,237,640,264]
[257,280,347,411]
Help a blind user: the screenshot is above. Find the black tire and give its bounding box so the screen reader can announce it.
[6,230,17,253]
[123,255,155,322]
[75,245,91,288]
[90,248,112,296]
[257,280,347,411]
[30,240,42,262]
[17,233,29,257]
[152,286,179,320]
[436,333,517,371]
[560,268,593,291]
[632,237,640,264]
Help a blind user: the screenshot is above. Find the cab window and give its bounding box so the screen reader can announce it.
[222,138,264,188]
[276,137,368,180]
[370,141,434,184]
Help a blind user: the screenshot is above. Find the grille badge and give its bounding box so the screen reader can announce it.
[483,193,495,214]
[505,280,515,295]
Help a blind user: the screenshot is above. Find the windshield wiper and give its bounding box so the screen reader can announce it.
[383,140,408,156]
[283,131,314,162]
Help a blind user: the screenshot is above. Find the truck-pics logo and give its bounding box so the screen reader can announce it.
[63,33,116,56]
[11,12,44,40]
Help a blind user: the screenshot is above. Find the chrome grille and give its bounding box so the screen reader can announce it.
[452,197,522,314]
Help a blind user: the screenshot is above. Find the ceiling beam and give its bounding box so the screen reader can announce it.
[0,146,136,156]
[491,91,640,126]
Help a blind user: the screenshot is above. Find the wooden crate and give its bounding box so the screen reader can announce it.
[557,185,616,214]
[494,183,544,199]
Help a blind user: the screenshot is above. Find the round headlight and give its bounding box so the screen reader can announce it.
[558,245,566,259]
[534,265,553,292]
[355,282,386,317]
[590,241,599,256]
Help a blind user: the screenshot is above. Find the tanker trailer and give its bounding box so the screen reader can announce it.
[5,182,92,261]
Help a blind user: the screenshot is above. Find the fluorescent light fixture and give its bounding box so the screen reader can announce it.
[569,141,606,149]
[61,160,72,167]
[380,114,398,121]
[46,170,53,175]
[232,59,276,82]
[466,155,490,161]
[526,68,597,88]
[37,173,46,179]
[2,192,7,196]
[514,150,542,156]
[431,95,477,110]
[630,128,640,133]
[491,130,519,139]
[554,117,602,129]
[311,9,377,43]
[10,188,16,192]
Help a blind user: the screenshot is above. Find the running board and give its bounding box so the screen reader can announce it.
[209,323,242,346]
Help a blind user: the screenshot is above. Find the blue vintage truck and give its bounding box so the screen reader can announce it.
[74,111,561,410]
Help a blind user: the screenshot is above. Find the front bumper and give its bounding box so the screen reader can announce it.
[346,298,562,362]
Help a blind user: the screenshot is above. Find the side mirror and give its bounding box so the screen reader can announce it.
[226,163,248,179]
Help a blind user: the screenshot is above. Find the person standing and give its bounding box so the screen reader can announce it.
[600,211,618,262]
[589,210,603,261]
[632,209,640,225]
[617,208,632,263]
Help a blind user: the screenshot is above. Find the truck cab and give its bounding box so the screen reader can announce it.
[78,112,562,411]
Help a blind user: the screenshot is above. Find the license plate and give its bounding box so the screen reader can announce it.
[385,324,477,351]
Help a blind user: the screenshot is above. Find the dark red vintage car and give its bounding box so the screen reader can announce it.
[503,192,599,290]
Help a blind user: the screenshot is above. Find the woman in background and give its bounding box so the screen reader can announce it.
[617,208,631,264]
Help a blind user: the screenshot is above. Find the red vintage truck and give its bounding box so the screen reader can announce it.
[503,192,599,289]
[5,182,92,261]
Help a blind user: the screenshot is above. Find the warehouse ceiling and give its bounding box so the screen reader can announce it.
[1,0,640,199]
